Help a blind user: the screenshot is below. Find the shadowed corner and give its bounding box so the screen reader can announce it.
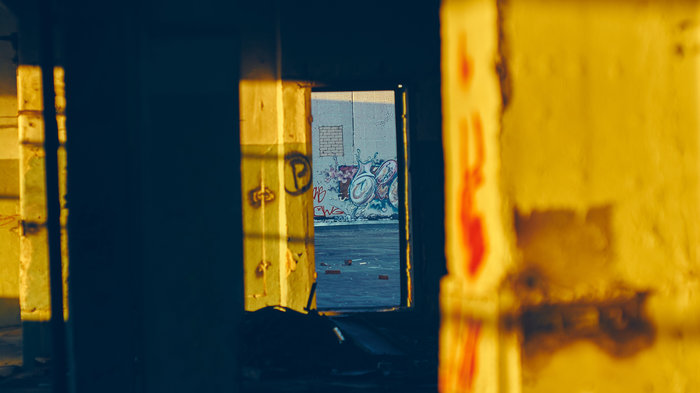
[0,297,20,328]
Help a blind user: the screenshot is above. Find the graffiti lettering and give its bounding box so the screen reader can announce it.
[313,186,327,203]
[460,113,487,278]
[247,186,275,208]
[314,205,345,217]
[284,152,312,196]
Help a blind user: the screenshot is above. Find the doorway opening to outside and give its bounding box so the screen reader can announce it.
[311,87,412,311]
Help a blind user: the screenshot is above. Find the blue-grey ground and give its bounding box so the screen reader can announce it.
[314,223,400,309]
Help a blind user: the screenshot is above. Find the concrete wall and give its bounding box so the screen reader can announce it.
[311,91,398,223]
[0,2,20,328]
[440,0,700,392]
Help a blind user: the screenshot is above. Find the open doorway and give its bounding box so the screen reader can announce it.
[311,88,411,310]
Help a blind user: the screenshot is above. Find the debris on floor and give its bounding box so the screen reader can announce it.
[241,306,438,392]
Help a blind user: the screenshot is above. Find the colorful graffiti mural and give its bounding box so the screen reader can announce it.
[315,150,399,221]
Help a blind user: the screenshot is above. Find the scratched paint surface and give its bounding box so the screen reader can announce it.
[459,113,487,278]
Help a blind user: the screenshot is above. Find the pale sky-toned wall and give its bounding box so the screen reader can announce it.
[311,90,397,222]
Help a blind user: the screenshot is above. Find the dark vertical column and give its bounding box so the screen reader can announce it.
[38,0,67,391]
[138,3,243,390]
[62,1,243,392]
[61,2,147,392]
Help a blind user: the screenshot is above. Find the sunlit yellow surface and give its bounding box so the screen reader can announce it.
[441,0,700,392]
[239,77,315,312]
[0,53,20,327]
[16,65,69,322]
[440,0,514,392]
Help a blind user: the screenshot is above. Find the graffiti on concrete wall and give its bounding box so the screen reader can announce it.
[315,150,399,221]
[313,186,345,217]
[248,186,275,208]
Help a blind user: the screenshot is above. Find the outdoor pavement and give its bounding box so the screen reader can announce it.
[314,223,401,310]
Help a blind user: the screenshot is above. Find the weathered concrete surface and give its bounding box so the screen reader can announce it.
[441,0,700,392]
[0,3,19,329]
[439,1,516,392]
[16,65,69,368]
[500,1,700,391]
[17,66,68,322]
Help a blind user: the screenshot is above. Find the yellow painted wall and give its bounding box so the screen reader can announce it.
[501,1,700,391]
[441,0,700,392]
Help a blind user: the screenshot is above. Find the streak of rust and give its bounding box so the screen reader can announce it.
[520,292,655,359]
[496,0,512,110]
[509,205,655,362]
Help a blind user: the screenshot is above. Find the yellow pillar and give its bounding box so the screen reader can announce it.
[240,16,315,311]
[0,47,20,328]
[16,65,68,363]
[440,1,520,392]
[441,0,700,392]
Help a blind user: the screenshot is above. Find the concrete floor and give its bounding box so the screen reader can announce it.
[0,326,50,393]
[0,326,22,367]
[314,223,401,310]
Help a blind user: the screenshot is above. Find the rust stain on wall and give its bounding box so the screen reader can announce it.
[459,113,487,278]
[513,205,614,296]
[509,205,655,364]
[496,0,512,109]
[520,292,655,360]
[458,32,474,90]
